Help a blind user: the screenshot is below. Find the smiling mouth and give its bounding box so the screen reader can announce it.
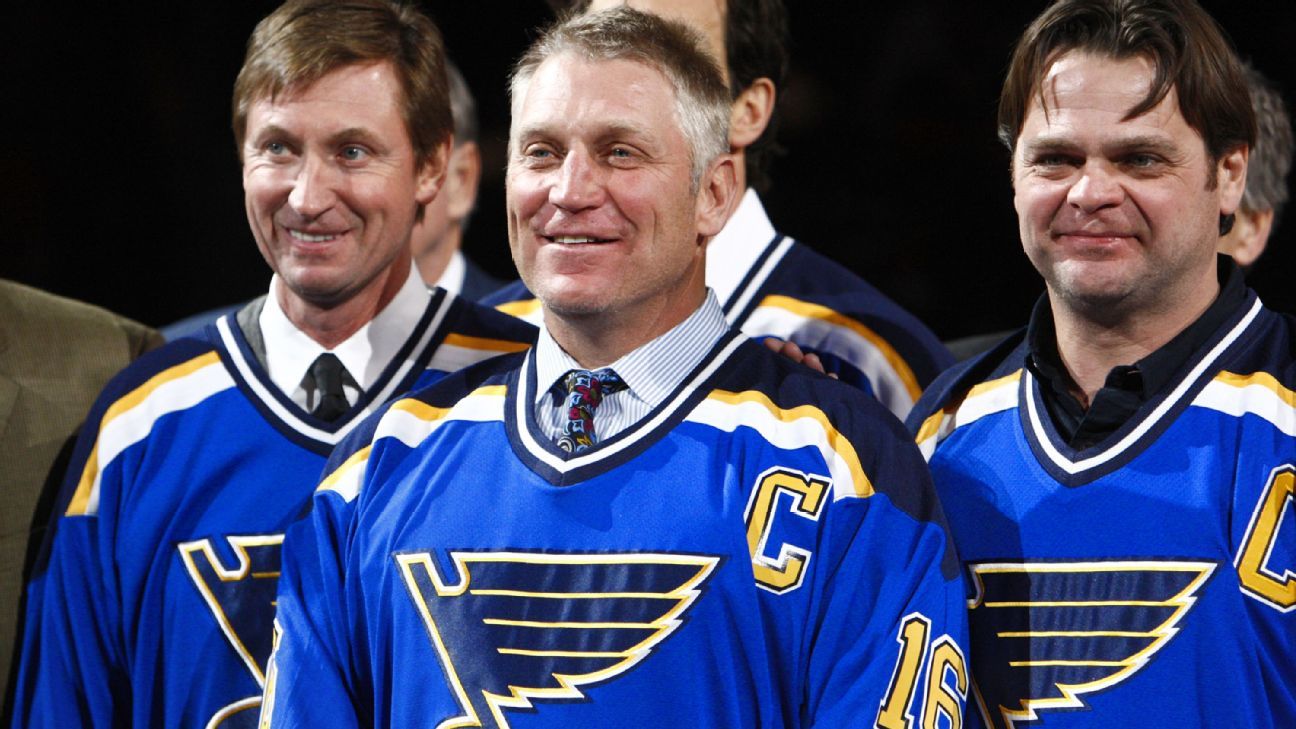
[1056,231,1135,242]
[546,235,615,244]
[288,228,341,243]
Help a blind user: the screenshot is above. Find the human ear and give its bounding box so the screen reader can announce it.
[697,154,738,239]
[729,78,775,150]
[445,141,482,222]
[1215,145,1249,216]
[415,139,452,206]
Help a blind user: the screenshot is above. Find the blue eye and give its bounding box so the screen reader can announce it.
[341,146,367,161]
[266,141,287,155]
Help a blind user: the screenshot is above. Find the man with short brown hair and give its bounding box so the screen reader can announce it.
[909,1,1296,726]
[11,2,534,727]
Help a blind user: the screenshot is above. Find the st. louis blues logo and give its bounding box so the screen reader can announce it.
[179,534,284,728]
[967,560,1216,728]
[397,550,720,728]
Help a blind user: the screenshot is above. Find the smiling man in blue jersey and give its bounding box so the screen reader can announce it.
[262,8,968,728]
[10,2,535,727]
[907,0,1296,727]
[487,0,953,421]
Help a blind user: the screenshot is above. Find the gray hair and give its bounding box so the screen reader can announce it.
[1240,63,1293,225]
[509,6,731,187]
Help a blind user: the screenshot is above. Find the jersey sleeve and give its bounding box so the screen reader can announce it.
[801,397,969,727]
[11,387,132,728]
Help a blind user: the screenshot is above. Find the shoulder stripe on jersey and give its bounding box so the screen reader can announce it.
[724,236,795,321]
[1193,370,1296,436]
[915,371,1020,461]
[318,445,372,502]
[430,335,530,375]
[496,299,543,326]
[1025,297,1264,475]
[442,332,532,354]
[321,386,509,503]
[748,294,922,406]
[379,387,507,447]
[689,389,873,501]
[66,351,234,516]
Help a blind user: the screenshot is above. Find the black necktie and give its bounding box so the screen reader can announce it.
[309,353,351,422]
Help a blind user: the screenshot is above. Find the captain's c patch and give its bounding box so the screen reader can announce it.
[966,560,1215,728]
[396,550,720,728]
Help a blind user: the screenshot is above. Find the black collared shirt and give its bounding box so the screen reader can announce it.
[1025,256,1248,449]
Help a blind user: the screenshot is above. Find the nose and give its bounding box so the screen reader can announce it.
[548,149,605,211]
[1066,162,1124,213]
[288,154,338,217]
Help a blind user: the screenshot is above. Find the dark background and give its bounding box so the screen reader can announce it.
[4,2,1292,340]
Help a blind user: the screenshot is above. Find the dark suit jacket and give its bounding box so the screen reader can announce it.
[0,279,161,712]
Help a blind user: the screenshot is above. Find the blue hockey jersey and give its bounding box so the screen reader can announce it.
[908,292,1296,728]
[484,191,953,420]
[11,290,536,729]
[263,331,968,728]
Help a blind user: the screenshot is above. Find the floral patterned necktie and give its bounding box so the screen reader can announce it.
[556,368,627,453]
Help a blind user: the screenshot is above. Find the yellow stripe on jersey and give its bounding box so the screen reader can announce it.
[1215,370,1296,407]
[441,332,531,354]
[496,298,542,319]
[699,389,873,500]
[914,371,1021,458]
[321,386,510,503]
[317,446,372,502]
[389,397,454,424]
[754,295,923,403]
[1196,370,1296,436]
[66,351,225,517]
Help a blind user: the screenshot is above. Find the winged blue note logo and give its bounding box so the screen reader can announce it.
[179,534,284,727]
[397,550,721,728]
[966,560,1215,728]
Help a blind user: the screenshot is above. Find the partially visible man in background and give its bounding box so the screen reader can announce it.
[1218,61,1292,267]
[0,281,160,723]
[489,0,953,420]
[406,61,505,300]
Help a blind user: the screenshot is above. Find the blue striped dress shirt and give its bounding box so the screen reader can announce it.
[533,289,730,444]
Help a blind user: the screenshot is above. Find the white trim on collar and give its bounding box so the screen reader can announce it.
[260,264,431,410]
[1024,297,1263,475]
